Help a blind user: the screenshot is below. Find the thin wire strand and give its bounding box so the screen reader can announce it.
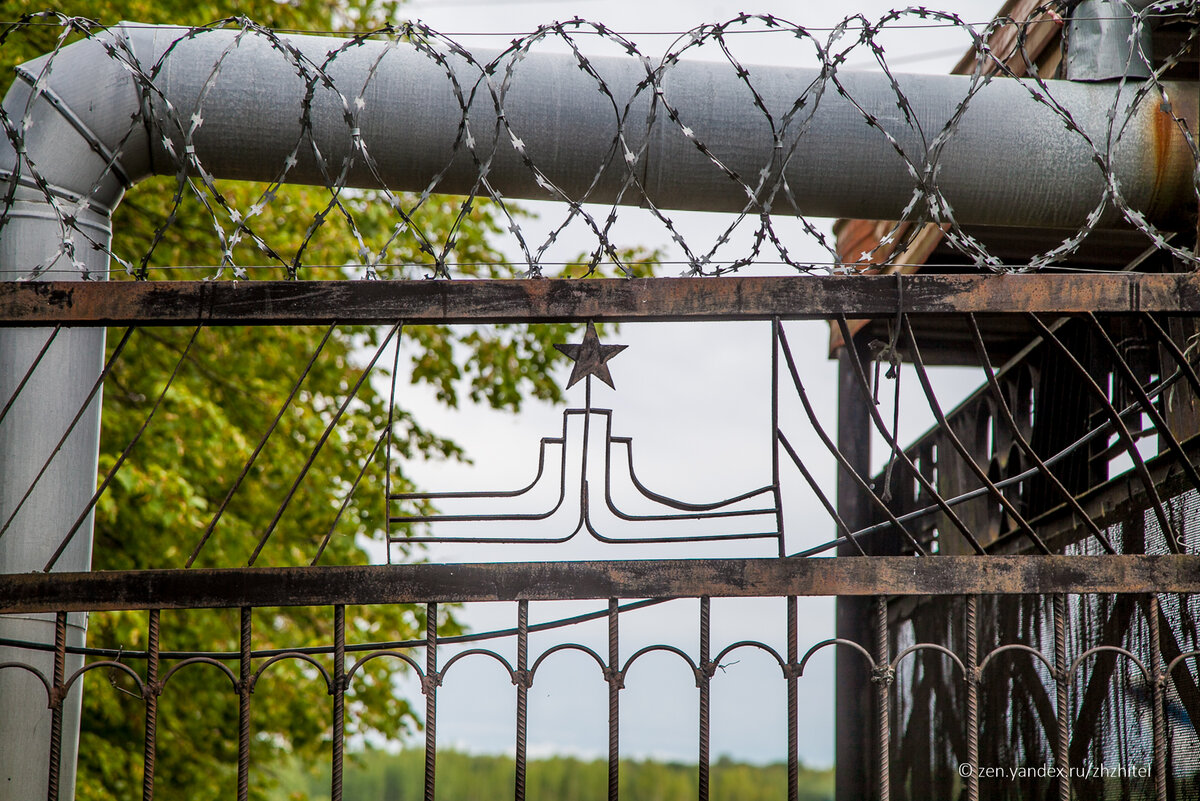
[186,324,338,568]
[0,325,61,428]
[43,325,203,572]
[0,597,670,660]
[0,327,136,544]
[247,321,402,566]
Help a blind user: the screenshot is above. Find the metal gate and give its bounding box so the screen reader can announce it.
[2,7,1200,801]
[4,277,1200,800]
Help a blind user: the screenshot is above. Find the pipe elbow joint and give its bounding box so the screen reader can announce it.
[0,23,154,279]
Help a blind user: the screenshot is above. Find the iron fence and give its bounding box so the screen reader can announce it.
[1,5,1199,801]
[3,560,1200,800]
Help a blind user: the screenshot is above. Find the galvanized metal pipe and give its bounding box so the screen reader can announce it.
[0,202,108,801]
[1066,0,1155,81]
[1,24,1193,264]
[85,25,1200,229]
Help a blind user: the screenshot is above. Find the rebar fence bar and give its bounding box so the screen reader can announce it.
[3,562,1200,800]
[862,306,1200,799]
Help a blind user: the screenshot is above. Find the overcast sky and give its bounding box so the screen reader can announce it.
[381,0,1004,769]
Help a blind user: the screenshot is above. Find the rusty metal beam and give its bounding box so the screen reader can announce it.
[2,556,1199,613]
[2,273,1200,326]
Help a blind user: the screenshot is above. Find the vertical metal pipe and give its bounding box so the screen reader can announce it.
[332,605,345,801]
[1053,595,1071,801]
[142,609,160,801]
[787,595,799,801]
[237,607,252,801]
[515,600,529,801]
[0,48,117,786]
[698,596,711,801]
[965,596,979,801]
[607,598,620,801]
[423,602,439,801]
[1148,595,1166,801]
[1066,0,1154,81]
[0,216,108,801]
[874,597,891,801]
[835,340,873,801]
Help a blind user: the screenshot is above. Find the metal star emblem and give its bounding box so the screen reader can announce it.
[554,322,627,389]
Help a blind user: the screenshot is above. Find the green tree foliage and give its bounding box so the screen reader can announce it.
[276,749,835,801]
[3,2,656,800]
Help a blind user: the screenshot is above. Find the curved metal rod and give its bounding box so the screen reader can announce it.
[583,478,780,544]
[250,652,332,693]
[1069,645,1150,682]
[798,638,876,676]
[160,656,239,690]
[403,482,588,545]
[621,644,698,677]
[389,438,566,521]
[440,648,516,681]
[1164,649,1200,679]
[903,314,1047,553]
[614,436,775,511]
[529,643,608,679]
[835,315,983,553]
[346,649,423,683]
[964,314,1114,553]
[978,643,1054,674]
[711,640,785,670]
[777,324,925,554]
[396,410,586,540]
[1087,312,1200,498]
[1142,314,1200,404]
[1027,313,1178,550]
[0,661,51,698]
[891,643,965,676]
[603,403,775,515]
[789,365,1186,559]
[603,461,778,521]
[777,430,865,555]
[388,410,566,503]
[64,660,145,695]
[0,600,671,662]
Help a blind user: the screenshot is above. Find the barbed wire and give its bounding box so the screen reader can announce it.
[0,3,1195,280]
[5,12,1192,36]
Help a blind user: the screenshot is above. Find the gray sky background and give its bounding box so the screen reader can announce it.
[379,0,1005,768]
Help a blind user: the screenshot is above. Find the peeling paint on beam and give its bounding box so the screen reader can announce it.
[2,274,1200,326]
[2,556,1199,613]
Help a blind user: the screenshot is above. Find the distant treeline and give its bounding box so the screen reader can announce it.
[276,749,834,801]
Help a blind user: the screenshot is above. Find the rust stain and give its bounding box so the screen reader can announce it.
[1145,87,1199,227]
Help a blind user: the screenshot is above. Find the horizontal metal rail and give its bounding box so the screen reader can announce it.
[2,273,1200,326]
[3,556,1200,613]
